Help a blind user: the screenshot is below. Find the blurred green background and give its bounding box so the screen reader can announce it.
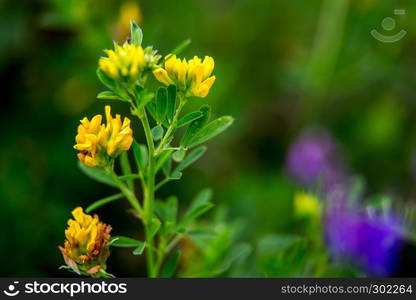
[1,0,416,277]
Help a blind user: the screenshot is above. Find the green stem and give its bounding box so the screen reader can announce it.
[139,108,156,223]
[152,234,183,276]
[118,174,141,181]
[135,106,158,277]
[154,236,167,276]
[164,234,182,254]
[129,90,185,277]
[154,96,186,157]
[110,171,143,215]
[151,234,182,274]
[155,177,171,191]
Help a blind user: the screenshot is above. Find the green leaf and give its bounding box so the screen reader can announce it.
[143,93,155,106]
[188,188,213,212]
[120,152,133,190]
[151,125,164,141]
[169,38,191,55]
[174,146,206,173]
[132,141,148,172]
[161,155,172,177]
[78,161,116,187]
[178,188,213,229]
[177,111,203,128]
[96,68,117,91]
[149,217,161,239]
[180,105,211,146]
[186,229,217,241]
[155,200,167,221]
[130,21,143,45]
[118,174,141,181]
[97,91,124,101]
[213,243,252,275]
[136,89,154,108]
[85,193,124,213]
[187,116,234,148]
[161,251,180,278]
[134,84,144,95]
[146,102,157,122]
[155,196,178,234]
[166,85,177,123]
[156,87,168,124]
[133,84,144,106]
[169,170,182,180]
[172,148,186,162]
[110,236,144,247]
[165,196,178,230]
[132,242,146,255]
[98,269,115,278]
[257,234,301,255]
[155,149,173,174]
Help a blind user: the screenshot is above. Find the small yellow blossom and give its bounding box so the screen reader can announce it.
[99,42,145,84]
[294,191,321,219]
[153,55,216,98]
[74,105,133,168]
[59,207,112,276]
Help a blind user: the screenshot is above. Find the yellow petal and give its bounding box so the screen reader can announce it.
[119,135,133,151]
[105,105,113,124]
[89,115,103,133]
[193,76,215,98]
[202,56,215,78]
[164,54,177,74]
[77,152,86,162]
[107,140,117,156]
[72,207,84,222]
[177,59,188,87]
[84,156,97,167]
[153,68,174,86]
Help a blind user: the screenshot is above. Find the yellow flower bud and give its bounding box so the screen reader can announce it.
[59,207,112,276]
[294,191,321,219]
[74,105,133,168]
[98,42,145,84]
[153,68,174,86]
[153,54,216,98]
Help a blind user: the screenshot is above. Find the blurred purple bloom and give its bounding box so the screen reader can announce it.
[286,128,347,192]
[325,201,402,276]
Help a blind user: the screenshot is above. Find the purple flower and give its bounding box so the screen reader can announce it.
[286,128,347,192]
[325,201,402,276]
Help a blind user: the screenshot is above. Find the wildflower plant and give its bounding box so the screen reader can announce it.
[60,22,234,277]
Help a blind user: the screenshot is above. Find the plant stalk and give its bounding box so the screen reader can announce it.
[154,96,186,156]
[110,170,143,215]
[137,107,159,277]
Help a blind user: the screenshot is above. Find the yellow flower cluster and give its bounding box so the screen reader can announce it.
[99,42,145,83]
[74,105,133,168]
[153,55,216,98]
[59,207,112,275]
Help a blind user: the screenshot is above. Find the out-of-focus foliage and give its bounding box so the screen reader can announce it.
[2,0,416,276]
